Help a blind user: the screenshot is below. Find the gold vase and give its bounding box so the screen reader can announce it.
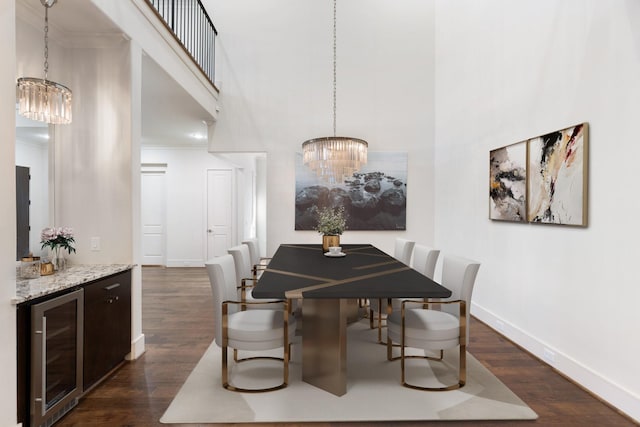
[322,235,340,252]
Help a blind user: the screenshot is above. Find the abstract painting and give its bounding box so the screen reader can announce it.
[489,141,527,222]
[295,152,408,231]
[527,123,588,226]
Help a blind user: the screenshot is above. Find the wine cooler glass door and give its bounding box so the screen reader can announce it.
[31,289,84,427]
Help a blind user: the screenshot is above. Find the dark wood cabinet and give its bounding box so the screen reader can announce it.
[17,269,132,426]
[83,270,132,390]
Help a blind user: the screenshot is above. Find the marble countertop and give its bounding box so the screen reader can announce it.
[13,264,133,305]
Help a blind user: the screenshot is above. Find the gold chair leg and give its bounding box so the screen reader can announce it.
[222,345,229,387]
[283,299,290,386]
[401,349,464,391]
[367,299,385,342]
[221,301,290,393]
[377,304,383,343]
[375,298,392,345]
[399,301,466,391]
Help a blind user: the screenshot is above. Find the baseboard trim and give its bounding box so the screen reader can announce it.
[166,259,204,268]
[471,302,640,423]
[127,333,146,360]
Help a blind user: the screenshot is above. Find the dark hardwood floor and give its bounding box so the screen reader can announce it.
[56,266,637,426]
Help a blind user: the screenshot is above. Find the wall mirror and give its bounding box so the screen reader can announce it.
[15,112,50,260]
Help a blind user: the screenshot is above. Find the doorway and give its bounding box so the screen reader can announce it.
[141,167,167,265]
[206,169,234,260]
[16,166,30,260]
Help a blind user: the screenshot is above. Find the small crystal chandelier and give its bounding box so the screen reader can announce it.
[17,0,72,125]
[302,0,367,185]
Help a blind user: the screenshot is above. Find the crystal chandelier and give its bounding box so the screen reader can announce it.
[302,0,367,185]
[17,0,72,125]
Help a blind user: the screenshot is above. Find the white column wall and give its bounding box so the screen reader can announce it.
[54,44,133,264]
[0,2,18,425]
[206,0,436,256]
[434,0,640,421]
[129,40,145,359]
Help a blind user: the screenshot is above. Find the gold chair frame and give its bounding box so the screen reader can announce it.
[369,298,388,344]
[386,299,466,391]
[221,298,292,393]
[239,277,257,303]
[252,263,268,281]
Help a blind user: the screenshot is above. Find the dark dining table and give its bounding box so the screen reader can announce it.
[253,243,452,396]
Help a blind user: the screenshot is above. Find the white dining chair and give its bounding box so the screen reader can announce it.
[386,254,480,391]
[227,244,284,313]
[392,244,440,311]
[394,238,416,265]
[227,244,254,301]
[242,238,271,280]
[206,255,296,392]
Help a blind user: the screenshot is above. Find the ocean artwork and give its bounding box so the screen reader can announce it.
[295,152,408,231]
[489,141,527,222]
[527,123,588,226]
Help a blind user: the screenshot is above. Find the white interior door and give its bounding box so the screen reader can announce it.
[207,169,233,259]
[141,171,166,265]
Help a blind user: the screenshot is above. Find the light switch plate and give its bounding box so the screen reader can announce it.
[90,237,101,251]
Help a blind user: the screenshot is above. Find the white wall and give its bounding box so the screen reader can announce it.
[54,44,134,264]
[141,147,254,266]
[15,7,135,265]
[0,2,18,425]
[434,0,640,421]
[256,155,267,256]
[206,0,436,257]
[15,13,65,84]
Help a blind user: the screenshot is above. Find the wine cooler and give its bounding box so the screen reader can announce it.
[31,289,84,427]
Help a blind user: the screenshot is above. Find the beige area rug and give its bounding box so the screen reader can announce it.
[161,320,537,423]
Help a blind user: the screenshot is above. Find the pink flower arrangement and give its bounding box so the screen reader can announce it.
[41,227,76,254]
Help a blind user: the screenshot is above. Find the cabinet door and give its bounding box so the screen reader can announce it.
[83,270,131,390]
[31,289,84,427]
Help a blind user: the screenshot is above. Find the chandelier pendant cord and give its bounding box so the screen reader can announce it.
[44,4,49,81]
[333,0,337,137]
[300,0,367,184]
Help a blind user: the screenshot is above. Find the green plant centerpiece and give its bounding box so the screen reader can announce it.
[315,206,347,252]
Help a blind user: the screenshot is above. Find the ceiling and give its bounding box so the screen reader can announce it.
[16,0,214,147]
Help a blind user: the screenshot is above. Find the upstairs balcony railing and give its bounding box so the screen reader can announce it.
[145,0,218,88]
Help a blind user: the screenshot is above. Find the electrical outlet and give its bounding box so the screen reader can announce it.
[90,237,101,251]
[543,347,556,364]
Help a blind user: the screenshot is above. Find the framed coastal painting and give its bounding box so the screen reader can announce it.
[489,141,527,222]
[295,152,408,231]
[527,122,588,226]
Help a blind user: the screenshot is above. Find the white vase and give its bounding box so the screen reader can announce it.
[52,247,66,271]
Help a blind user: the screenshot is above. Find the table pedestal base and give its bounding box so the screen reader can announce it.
[302,298,349,396]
